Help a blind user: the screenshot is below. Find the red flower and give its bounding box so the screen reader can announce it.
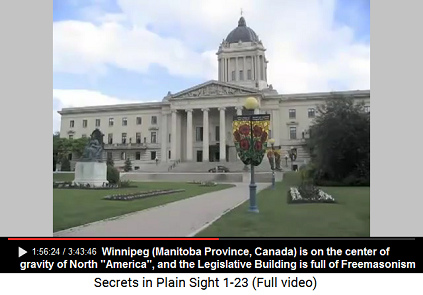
[240,139,250,150]
[255,141,263,151]
[233,130,241,142]
[253,125,263,137]
[239,124,250,136]
[261,131,268,142]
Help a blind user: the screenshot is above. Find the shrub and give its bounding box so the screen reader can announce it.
[107,156,114,167]
[107,165,120,184]
[124,158,132,172]
[119,180,132,188]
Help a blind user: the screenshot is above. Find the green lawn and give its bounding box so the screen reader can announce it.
[54,182,234,232]
[196,172,370,237]
[53,172,75,182]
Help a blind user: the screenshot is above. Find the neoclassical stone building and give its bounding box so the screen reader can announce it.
[58,16,370,168]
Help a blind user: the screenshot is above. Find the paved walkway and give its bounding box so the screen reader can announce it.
[54,183,270,237]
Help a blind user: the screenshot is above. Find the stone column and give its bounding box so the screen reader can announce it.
[202,108,209,162]
[235,57,238,81]
[186,109,193,161]
[255,54,259,82]
[223,58,226,82]
[161,111,168,162]
[236,106,243,116]
[219,107,226,162]
[171,110,177,161]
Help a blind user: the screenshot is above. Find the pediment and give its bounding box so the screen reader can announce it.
[170,80,259,99]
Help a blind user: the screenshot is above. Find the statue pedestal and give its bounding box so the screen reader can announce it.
[73,162,108,188]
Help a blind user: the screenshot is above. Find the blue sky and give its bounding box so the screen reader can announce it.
[53,0,370,132]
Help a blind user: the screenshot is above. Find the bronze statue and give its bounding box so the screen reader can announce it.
[80,129,104,162]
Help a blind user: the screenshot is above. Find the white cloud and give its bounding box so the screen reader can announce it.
[54,0,369,94]
[52,89,154,133]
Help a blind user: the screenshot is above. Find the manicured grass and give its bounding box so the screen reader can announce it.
[196,172,370,237]
[54,182,234,232]
[53,172,75,182]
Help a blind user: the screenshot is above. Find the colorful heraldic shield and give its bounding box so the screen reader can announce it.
[233,114,271,166]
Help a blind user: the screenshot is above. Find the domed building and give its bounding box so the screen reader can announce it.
[58,16,370,171]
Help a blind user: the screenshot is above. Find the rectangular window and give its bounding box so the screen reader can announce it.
[95,119,100,127]
[215,126,220,141]
[231,70,236,81]
[122,117,127,126]
[121,152,126,160]
[151,116,157,125]
[308,108,316,118]
[151,151,157,160]
[169,134,171,143]
[109,118,114,126]
[70,120,74,128]
[289,109,296,119]
[239,70,244,81]
[364,106,370,113]
[69,135,73,140]
[169,150,171,159]
[290,127,297,140]
[136,117,142,125]
[81,134,87,138]
[151,132,157,143]
[144,137,147,143]
[136,152,141,160]
[122,133,127,144]
[136,132,141,144]
[196,127,203,142]
[108,133,113,144]
[107,152,112,160]
[82,120,87,128]
[247,69,252,80]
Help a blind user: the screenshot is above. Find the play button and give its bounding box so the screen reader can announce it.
[18,247,27,258]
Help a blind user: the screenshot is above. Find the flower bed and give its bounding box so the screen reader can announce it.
[287,185,335,204]
[53,181,137,189]
[103,189,186,201]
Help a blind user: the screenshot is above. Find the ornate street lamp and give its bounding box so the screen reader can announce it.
[268,138,276,190]
[244,97,260,212]
[233,96,269,213]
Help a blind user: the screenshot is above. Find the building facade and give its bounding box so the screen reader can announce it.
[58,16,370,169]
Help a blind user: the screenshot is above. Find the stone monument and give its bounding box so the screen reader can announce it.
[73,129,108,187]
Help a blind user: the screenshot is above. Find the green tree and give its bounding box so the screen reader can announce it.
[53,134,89,166]
[307,95,370,184]
[61,158,71,171]
[124,157,132,172]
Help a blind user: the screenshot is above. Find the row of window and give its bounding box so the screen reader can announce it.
[289,108,316,119]
[289,106,369,120]
[108,151,157,161]
[231,69,252,81]
[69,116,158,128]
[69,132,158,144]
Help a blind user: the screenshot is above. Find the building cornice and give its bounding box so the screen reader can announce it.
[58,102,163,115]
[260,90,370,102]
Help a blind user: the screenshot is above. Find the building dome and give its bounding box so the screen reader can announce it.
[225,17,259,43]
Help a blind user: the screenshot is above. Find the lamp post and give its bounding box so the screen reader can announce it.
[268,138,276,190]
[244,96,260,213]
